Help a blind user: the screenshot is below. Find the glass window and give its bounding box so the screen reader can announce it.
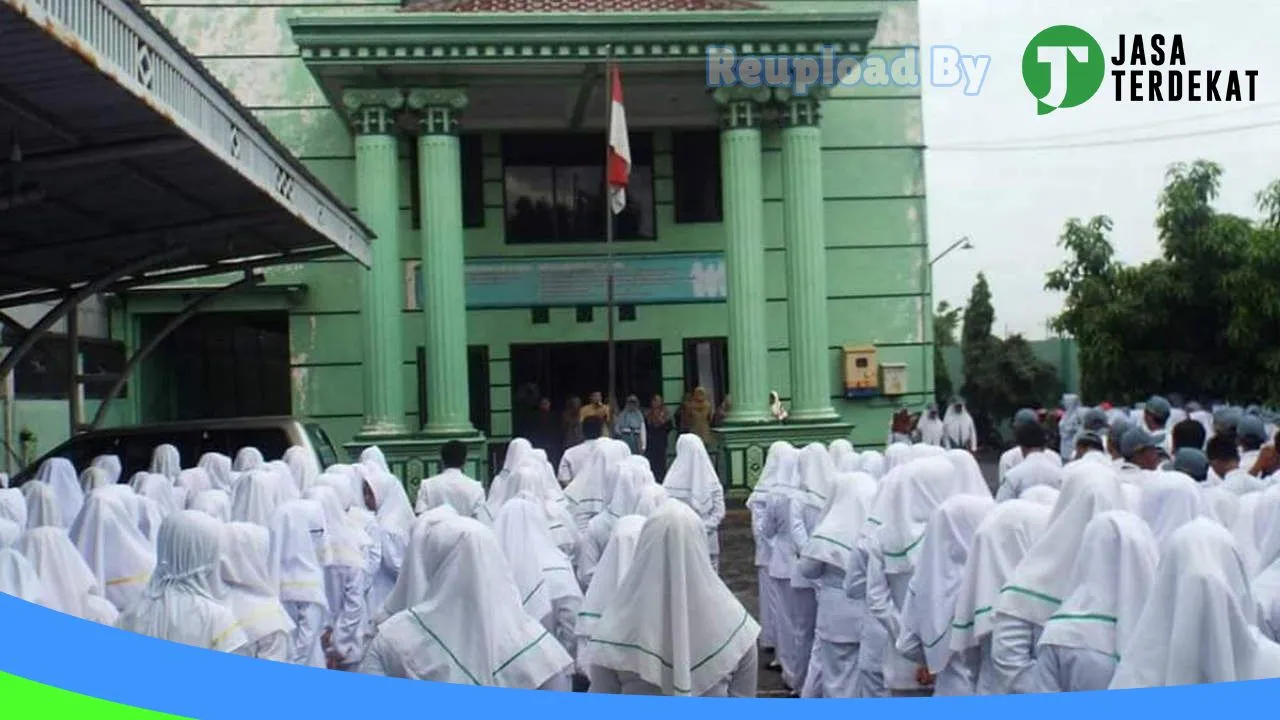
[411,133,485,230]
[502,133,656,244]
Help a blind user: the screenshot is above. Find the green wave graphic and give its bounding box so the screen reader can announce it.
[0,671,190,719]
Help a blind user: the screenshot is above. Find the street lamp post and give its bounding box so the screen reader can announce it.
[930,235,974,266]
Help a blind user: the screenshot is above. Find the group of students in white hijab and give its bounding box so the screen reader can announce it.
[1,431,759,696]
[748,431,1280,696]
[0,443,414,669]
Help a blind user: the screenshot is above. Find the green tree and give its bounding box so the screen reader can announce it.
[1045,160,1280,404]
[957,274,1061,447]
[933,301,963,404]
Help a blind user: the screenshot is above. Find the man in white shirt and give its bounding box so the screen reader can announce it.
[1142,395,1173,456]
[998,408,1062,484]
[558,416,605,488]
[414,440,492,524]
[1237,415,1270,477]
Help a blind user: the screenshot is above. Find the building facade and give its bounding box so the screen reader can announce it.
[114,0,932,493]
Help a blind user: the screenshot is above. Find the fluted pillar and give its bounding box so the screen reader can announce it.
[776,88,838,421]
[343,89,406,435]
[714,87,771,424]
[407,88,474,436]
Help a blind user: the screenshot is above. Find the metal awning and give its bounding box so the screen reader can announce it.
[0,0,374,310]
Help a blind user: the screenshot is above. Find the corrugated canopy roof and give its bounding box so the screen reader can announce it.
[0,0,373,309]
[402,0,766,11]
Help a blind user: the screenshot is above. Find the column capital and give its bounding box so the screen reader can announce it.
[341,89,405,136]
[771,87,831,128]
[406,88,469,136]
[711,87,772,130]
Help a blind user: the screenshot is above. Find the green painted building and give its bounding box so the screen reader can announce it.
[109,0,932,491]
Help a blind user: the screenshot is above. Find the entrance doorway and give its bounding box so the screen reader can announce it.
[508,340,662,441]
[139,311,291,422]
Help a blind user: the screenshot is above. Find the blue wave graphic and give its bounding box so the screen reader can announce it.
[0,592,1275,715]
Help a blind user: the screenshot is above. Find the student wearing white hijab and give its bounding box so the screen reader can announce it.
[942,398,978,452]
[488,438,536,511]
[498,461,581,565]
[783,443,835,695]
[828,439,857,472]
[797,471,877,697]
[493,497,583,661]
[658,434,726,569]
[747,442,794,659]
[220,521,295,662]
[80,467,113,494]
[358,465,414,620]
[990,467,1126,693]
[1232,492,1266,574]
[198,452,235,492]
[949,499,1051,695]
[23,481,62,529]
[234,446,266,473]
[149,444,182,483]
[1139,470,1208,545]
[231,469,282,527]
[758,444,801,677]
[285,446,321,494]
[304,485,370,670]
[91,454,123,485]
[897,494,995,696]
[174,469,213,508]
[1032,510,1158,692]
[35,457,83,528]
[869,456,982,696]
[414,441,492,524]
[1019,485,1060,507]
[0,518,19,549]
[578,456,660,587]
[0,487,26,528]
[20,526,118,624]
[132,472,181,516]
[585,501,760,696]
[374,504,460,624]
[116,511,247,653]
[265,461,301,505]
[69,490,156,613]
[189,489,232,523]
[860,450,886,479]
[0,547,45,604]
[1249,489,1280,641]
[576,515,645,674]
[564,438,631,533]
[360,514,574,689]
[917,405,946,447]
[1202,485,1240,528]
[268,499,330,667]
[1111,519,1280,687]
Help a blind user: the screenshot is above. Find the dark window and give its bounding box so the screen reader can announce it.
[531,307,550,325]
[576,306,594,323]
[619,304,637,322]
[502,132,655,244]
[1,330,128,401]
[672,130,723,223]
[416,345,491,436]
[411,133,485,230]
[682,337,729,409]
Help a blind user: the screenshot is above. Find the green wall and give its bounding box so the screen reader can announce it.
[135,0,929,449]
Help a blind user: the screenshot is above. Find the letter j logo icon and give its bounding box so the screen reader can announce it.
[1022,25,1106,115]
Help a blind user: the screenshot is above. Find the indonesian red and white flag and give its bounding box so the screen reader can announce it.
[607,63,631,216]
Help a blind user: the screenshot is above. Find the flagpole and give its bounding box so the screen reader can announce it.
[604,45,617,418]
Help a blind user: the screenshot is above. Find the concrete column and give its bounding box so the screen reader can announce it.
[714,87,771,424]
[776,88,838,421]
[407,88,474,436]
[342,89,406,436]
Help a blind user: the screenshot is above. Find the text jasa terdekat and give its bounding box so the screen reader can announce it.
[1111,34,1259,102]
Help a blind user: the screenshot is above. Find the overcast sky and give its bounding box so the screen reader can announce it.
[918,0,1280,338]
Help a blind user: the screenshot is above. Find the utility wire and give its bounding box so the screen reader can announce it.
[928,117,1280,152]
[936,100,1280,147]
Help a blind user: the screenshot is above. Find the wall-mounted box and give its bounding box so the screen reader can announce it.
[842,345,879,399]
[880,362,908,397]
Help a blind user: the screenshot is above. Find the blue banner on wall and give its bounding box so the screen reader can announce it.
[404,253,727,310]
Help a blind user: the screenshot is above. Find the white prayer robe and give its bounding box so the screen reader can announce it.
[221,522,295,662]
[1031,511,1158,692]
[585,502,759,696]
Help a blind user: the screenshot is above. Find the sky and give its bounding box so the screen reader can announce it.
[918,0,1280,338]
